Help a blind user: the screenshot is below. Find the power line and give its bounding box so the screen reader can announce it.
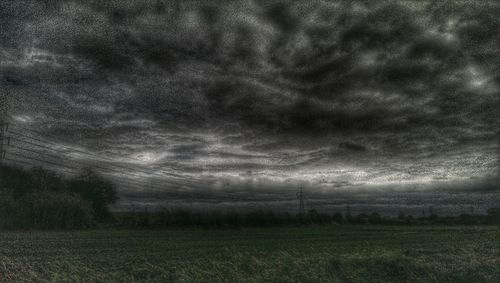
[5,150,173,190]
[9,122,199,178]
[3,158,78,176]
[8,143,118,172]
[10,143,143,175]
[9,144,62,158]
[2,163,256,204]
[7,152,80,172]
[4,138,315,202]
[9,124,161,164]
[6,140,224,193]
[3,123,274,201]
[8,136,135,173]
[7,128,206,185]
[8,136,62,153]
[3,150,293,203]
[6,133,204,188]
[4,157,36,167]
[7,124,57,141]
[7,146,191,189]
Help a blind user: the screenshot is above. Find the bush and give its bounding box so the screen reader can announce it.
[0,190,93,229]
[332,213,344,224]
[27,191,94,229]
[67,169,118,221]
[487,208,500,224]
[0,192,29,229]
[369,212,383,224]
[0,165,117,229]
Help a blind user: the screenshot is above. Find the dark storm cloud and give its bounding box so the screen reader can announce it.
[3,1,497,135]
[1,0,498,210]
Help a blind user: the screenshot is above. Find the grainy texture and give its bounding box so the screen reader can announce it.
[0,226,499,282]
[1,0,499,213]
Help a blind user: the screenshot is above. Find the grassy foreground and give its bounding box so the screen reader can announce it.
[0,226,499,282]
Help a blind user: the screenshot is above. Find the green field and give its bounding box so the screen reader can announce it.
[0,226,499,282]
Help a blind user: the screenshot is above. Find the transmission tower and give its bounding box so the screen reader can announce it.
[297,186,305,215]
[346,205,351,217]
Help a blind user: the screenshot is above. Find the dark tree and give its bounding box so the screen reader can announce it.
[369,212,382,224]
[332,213,343,224]
[487,208,500,224]
[68,168,118,221]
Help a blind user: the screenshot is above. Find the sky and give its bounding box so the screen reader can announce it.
[1,0,499,215]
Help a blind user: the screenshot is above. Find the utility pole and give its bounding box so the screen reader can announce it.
[346,205,351,217]
[144,179,154,213]
[189,192,194,210]
[0,121,3,163]
[0,122,8,163]
[470,205,474,215]
[297,186,305,215]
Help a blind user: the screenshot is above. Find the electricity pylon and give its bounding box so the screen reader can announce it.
[297,186,305,215]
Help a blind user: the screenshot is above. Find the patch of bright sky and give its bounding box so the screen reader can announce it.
[11,115,34,123]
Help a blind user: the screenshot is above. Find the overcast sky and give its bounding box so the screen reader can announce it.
[1,0,499,214]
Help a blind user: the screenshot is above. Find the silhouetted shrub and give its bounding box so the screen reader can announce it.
[459,214,473,225]
[0,164,116,229]
[332,213,343,224]
[345,214,354,224]
[67,168,118,221]
[27,191,93,229]
[112,207,500,228]
[487,208,500,224]
[0,192,29,228]
[369,212,382,224]
[0,190,93,229]
[355,213,369,224]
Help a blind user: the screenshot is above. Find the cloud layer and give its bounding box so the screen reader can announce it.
[1,0,499,212]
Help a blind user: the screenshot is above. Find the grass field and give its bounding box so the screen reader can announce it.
[0,226,499,282]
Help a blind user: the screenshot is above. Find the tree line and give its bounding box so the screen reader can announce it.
[0,164,117,229]
[0,164,499,229]
[115,207,500,228]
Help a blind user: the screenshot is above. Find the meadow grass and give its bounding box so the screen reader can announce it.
[0,225,499,282]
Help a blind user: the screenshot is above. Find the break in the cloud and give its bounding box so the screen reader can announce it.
[0,0,499,213]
